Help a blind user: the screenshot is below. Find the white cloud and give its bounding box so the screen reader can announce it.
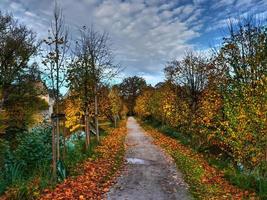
[1,0,266,84]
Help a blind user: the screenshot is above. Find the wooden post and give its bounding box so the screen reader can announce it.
[84,108,91,150]
[87,113,90,148]
[114,115,117,128]
[52,120,56,180]
[56,117,60,161]
[62,120,66,161]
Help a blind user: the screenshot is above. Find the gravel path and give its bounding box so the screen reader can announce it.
[107,117,191,200]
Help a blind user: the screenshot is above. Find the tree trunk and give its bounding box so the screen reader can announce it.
[84,114,88,150]
[56,117,60,161]
[114,115,117,128]
[0,86,8,112]
[94,86,99,142]
[87,115,90,149]
[84,108,90,150]
[62,120,66,161]
[52,120,56,179]
[0,97,4,112]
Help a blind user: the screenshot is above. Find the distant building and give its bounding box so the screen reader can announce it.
[40,92,55,121]
[34,81,55,121]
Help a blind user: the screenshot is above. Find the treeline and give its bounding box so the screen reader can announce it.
[0,3,126,199]
[135,18,267,195]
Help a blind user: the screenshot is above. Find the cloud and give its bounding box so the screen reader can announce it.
[1,0,267,85]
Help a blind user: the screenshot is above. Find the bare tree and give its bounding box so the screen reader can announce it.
[42,1,69,179]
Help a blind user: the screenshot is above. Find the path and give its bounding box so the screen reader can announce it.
[107,117,191,200]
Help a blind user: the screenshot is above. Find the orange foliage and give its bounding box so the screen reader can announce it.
[145,127,258,200]
[40,122,127,200]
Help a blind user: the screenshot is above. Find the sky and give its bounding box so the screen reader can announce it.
[1,0,267,85]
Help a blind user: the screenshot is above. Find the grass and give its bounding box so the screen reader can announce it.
[140,119,259,199]
[0,122,117,200]
[40,120,127,199]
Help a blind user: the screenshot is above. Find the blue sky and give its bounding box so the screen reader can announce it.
[1,0,267,85]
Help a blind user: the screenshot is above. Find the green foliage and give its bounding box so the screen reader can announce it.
[14,124,52,172]
[119,76,147,115]
[0,124,52,197]
[0,139,10,169]
[3,80,49,141]
[171,151,208,199]
[218,82,267,169]
[0,123,112,199]
[224,162,267,198]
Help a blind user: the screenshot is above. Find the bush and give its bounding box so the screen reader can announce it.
[224,162,267,199]
[14,124,52,174]
[0,139,12,193]
[0,139,11,170]
[0,123,52,197]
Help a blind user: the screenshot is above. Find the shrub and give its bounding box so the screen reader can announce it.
[14,124,52,174]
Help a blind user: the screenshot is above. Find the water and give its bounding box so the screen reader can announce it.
[126,158,149,165]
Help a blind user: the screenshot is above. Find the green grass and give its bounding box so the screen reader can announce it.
[141,118,265,199]
[0,122,115,200]
[143,118,191,146]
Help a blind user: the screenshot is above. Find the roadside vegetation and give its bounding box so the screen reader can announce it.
[141,121,258,199]
[40,121,127,200]
[134,17,267,199]
[0,2,126,199]
[0,0,266,199]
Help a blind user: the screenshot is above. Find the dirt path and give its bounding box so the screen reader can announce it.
[107,117,191,200]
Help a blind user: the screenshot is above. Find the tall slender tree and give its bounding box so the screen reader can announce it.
[42,1,69,179]
[108,86,122,127]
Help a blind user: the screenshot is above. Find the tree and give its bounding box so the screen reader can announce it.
[119,76,147,115]
[217,17,267,85]
[42,1,69,179]
[165,52,211,124]
[0,12,37,111]
[216,17,267,166]
[3,74,48,142]
[108,86,122,127]
[0,12,48,140]
[67,27,95,150]
[64,93,83,133]
[68,26,117,143]
[134,88,153,119]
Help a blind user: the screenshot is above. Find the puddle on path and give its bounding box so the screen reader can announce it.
[126,158,149,165]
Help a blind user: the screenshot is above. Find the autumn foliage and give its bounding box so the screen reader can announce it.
[39,122,127,200]
[134,18,267,197]
[143,125,258,199]
[135,21,267,171]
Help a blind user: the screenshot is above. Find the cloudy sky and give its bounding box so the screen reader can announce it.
[1,0,267,85]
